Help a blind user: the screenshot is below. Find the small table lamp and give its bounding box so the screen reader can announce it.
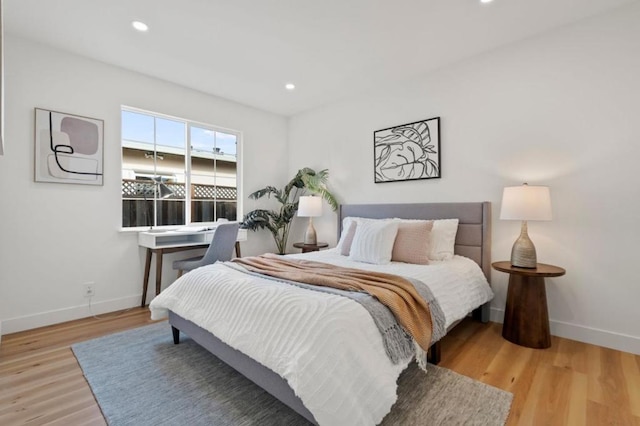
[298,196,322,245]
[500,183,552,268]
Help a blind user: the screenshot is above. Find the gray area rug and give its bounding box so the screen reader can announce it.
[72,323,512,426]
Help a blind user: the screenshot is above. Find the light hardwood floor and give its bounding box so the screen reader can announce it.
[1,308,638,425]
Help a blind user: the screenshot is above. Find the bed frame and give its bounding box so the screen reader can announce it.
[169,202,492,425]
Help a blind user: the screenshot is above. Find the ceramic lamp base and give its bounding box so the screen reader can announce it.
[510,221,537,268]
[304,218,317,245]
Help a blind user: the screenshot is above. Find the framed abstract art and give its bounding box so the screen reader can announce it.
[374,116,440,183]
[34,108,104,185]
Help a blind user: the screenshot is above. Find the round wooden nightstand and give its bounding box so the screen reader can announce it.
[492,261,566,349]
[293,242,329,253]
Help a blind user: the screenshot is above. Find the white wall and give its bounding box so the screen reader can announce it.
[288,4,640,354]
[0,36,288,333]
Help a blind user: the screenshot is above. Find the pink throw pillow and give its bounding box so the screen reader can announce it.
[391,220,433,264]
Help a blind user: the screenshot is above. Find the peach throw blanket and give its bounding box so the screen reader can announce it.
[232,254,434,351]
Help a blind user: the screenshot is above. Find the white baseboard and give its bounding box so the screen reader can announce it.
[1,295,142,335]
[490,307,640,355]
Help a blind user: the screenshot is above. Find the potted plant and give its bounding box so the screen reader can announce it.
[241,168,338,254]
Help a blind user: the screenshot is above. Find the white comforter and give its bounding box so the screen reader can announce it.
[150,250,493,426]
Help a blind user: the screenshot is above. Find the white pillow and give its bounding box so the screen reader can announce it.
[336,217,394,256]
[339,221,358,256]
[336,217,356,253]
[429,219,459,261]
[349,220,399,264]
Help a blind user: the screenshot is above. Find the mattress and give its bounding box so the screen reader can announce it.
[289,249,494,329]
[150,251,493,425]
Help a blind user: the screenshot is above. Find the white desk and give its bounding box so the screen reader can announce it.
[138,228,247,306]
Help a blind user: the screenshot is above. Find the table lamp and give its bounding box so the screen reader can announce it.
[298,196,322,245]
[500,183,552,268]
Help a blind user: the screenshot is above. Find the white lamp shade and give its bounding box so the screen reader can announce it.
[500,184,552,221]
[298,196,322,217]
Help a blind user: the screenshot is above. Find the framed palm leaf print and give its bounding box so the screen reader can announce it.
[374,117,440,183]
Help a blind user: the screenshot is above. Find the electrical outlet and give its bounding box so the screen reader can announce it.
[83,282,95,298]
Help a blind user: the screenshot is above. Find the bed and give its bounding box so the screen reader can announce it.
[150,202,492,425]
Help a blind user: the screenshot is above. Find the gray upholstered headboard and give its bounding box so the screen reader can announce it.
[338,202,491,282]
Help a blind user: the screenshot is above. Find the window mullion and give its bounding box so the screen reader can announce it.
[185,123,192,225]
[213,131,217,221]
[153,117,157,228]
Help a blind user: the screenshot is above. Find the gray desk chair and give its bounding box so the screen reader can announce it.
[173,222,240,278]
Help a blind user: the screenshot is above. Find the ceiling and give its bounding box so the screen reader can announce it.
[5,0,637,116]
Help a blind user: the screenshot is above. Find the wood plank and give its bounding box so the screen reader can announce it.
[516,361,576,425]
[481,339,534,391]
[0,374,88,415]
[0,347,70,376]
[1,387,93,425]
[597,346,638,425]
[586,400,640,426]
[441,338,501,379]
[621,352,640,418]
[552,336,588,374]
[586,343,604,404]
[504,349,544,426]
[46,405,106,426]
[567,372,588,425]
[440,322,502,377]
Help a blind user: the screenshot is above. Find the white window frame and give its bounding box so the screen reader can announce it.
[121,106,243,230]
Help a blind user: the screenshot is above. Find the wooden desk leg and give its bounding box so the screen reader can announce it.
[235,241,241,258]
[503,275,551,349]
[141,248,152,307]
[155,248,164,299]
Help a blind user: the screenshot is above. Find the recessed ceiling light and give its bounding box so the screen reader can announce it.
[480,0,494,3]
[285,83,296,91]
[132,21,149,32]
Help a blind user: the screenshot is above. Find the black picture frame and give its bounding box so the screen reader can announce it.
[374,116,441,183]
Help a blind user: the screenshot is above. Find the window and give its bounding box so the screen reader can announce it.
[121,108,240,228]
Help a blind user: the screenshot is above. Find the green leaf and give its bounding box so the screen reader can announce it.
[243,167,339,252]
[318,188,338,211]
[248,186,280,200]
